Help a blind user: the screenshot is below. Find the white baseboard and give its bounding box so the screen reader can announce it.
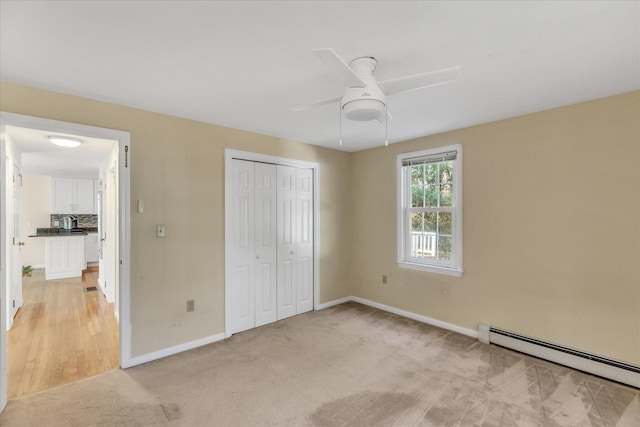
[316,296,352,310]
[316,296,477,339]
[351,297,478,338]
[46,270,83,280]
[124,298,475,369]
[124,332,226,368]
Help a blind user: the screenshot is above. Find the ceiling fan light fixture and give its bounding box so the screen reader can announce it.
[48,135,83,148]
[342,99,385,121]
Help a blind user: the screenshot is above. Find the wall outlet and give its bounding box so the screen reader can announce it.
[53,220,60,227]
[187,299,195,312]
[156,224,166,238]
[382,275,388,284]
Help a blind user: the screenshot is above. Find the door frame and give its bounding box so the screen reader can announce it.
[0,112,132,412]
[8,162,23,328]
[224,149,320,338]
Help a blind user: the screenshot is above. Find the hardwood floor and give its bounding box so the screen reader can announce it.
[7,267,119,399]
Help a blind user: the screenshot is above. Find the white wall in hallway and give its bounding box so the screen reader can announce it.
[20,175,50,267]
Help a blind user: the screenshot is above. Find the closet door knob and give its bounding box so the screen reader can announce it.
[290,250,294,255]
[256,254,261,259]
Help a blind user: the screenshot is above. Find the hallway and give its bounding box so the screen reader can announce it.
[7,268,118,399]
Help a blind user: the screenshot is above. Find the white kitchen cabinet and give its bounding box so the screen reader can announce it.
[45,235,86,280]
[51,178,96,214]
[86,233,99,263]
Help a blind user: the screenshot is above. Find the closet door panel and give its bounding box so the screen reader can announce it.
[254,163,277,327]
[277,165,297,320]
[229,159,256,334]
[296,168,314,314]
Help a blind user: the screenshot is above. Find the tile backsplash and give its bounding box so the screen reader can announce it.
[51,214,98,228]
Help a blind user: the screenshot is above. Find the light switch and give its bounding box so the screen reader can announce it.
[156,225,165,238]
[137,200,144,214]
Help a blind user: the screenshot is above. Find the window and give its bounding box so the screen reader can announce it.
[397,144,463,276]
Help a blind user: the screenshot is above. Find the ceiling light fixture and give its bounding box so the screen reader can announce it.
[48,135,83,148]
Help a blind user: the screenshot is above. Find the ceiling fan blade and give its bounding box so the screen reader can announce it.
[291,95,342,112]
[313,48,366,88]
[378,66,461,96]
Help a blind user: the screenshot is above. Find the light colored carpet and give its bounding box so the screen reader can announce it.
[1,302,638,426]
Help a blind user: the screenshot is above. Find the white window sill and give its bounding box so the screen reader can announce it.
[397,261,463,277]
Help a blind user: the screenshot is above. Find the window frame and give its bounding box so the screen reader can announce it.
[397,143,463,277]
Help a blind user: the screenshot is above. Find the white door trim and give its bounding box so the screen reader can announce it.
[224,149,320,338]
[0,112,132,412]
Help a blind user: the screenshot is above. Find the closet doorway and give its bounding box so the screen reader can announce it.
[224,150,319,336]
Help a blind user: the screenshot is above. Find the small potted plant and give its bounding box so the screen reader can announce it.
[22,265,33,277]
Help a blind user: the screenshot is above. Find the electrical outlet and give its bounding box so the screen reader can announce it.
[382,275,388,284]
[156,224,166,238]
[187,299,195,312]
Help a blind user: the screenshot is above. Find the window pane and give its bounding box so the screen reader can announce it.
[438,212,452,235]
[410,212,422,258]
[411,185,424,207]
[424,184,438,207]
[437,236,452,261]
[425,163,438,184]
[424,212,437,233]
[411,212,423,233]
[411,165,424,185]
[440,184,453,207]
[440,162,453,183]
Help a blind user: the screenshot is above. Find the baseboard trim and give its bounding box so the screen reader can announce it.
[124,298,475,369]
[316,296,477,339]
[124,332,226,368]
[46,270,83,280]
[352,297,478,338]
[316,297,352,310]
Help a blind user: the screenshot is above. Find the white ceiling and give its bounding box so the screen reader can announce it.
[1,1,638,152]
[6,126,116,178]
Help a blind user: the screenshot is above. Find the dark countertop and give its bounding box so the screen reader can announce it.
[28,227,98,237]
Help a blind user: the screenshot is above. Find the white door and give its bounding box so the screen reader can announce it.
[277,165,297,320]
[106,164,118,304]
[296,168,314,314]
[254,163,277,327]
[229,159,256,333]
[9,164,23,327]
[97,178,105,288]
[226,155,315,334]
[110,163,119,316]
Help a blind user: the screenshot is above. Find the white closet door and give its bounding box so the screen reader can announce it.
[254,163,277,327]
[277,165,297,320]
[296,168,314,314]
[229,159,255,334]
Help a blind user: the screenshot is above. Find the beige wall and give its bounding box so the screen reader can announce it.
[349,91,640,365]
[1,82,352,357]
[2,82,637,366]
[20,175,50,267]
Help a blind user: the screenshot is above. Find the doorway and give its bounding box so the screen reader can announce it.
[0,112,132,412]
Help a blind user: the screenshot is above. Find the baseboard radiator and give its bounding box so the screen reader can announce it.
[478,324,640,389]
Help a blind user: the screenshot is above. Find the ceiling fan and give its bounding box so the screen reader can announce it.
[293,48,461,123]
